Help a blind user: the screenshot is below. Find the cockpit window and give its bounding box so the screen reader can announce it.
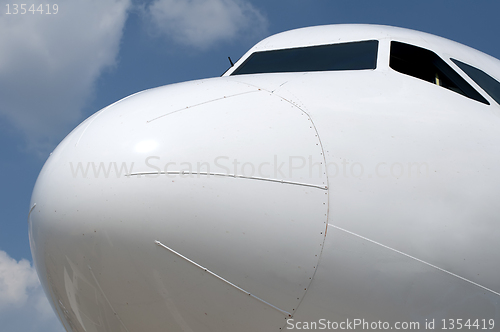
[451,59,500,106]
[231,40,378,76]
[390,41,489,105]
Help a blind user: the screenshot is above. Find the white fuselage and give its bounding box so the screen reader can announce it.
[30,25,500,331]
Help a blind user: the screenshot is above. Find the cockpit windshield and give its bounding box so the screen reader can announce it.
[390,41,489,105]
[230,40,378,76]
[451,59,500,106]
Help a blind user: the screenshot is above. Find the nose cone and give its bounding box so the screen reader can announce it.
[30,78,328,332]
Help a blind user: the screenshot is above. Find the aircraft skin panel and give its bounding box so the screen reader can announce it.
[67,80,326,187]
[31,175,328,331]
[30,78,329,331]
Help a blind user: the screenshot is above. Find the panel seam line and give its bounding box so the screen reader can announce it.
[146,90,260,123]
[154,240,292,317]
[127,171,327,190]
[329,224,500,297]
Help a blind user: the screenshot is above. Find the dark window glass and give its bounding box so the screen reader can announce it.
[231,40,378,76]
[451,59,500,106]
[390,41,489,105]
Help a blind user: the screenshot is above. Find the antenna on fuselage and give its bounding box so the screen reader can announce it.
[228,57,234,67]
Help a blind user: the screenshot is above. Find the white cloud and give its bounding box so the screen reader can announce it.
[0,0,131,154]
[0,251,38,308]
[146,0,268,48]
[0,250,65,332]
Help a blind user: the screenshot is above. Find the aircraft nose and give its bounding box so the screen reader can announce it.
[29,78,328,332]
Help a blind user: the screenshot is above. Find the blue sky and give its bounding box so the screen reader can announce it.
[1,1,499,331]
